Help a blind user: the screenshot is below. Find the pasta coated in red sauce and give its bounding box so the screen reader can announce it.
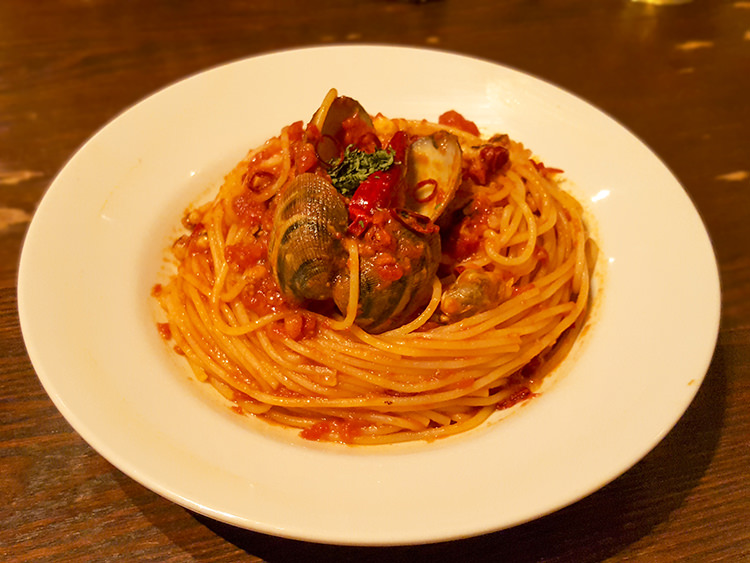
[153,89,596,444]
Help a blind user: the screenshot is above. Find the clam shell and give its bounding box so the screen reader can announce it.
[333,212,441,333]
[269,173,348,302]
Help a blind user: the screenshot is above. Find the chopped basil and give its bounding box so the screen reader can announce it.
[328,145,394,196]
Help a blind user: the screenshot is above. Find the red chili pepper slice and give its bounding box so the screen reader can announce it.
[413,178,438,203]
[346,131,409,236]
[387,129,409,162]
[391,208,438,235]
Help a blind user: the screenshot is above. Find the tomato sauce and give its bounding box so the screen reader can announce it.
[466,145,510,185]
[496,387,536,410]
[225,241,265,270]
[443,195,492,262]
[438,110,480,136]
[292,141,318,174]
[156,322,171,340]
[300,417,366,443]
[273,312,318,341]
[239,275,285,316]
[231,192,266,229]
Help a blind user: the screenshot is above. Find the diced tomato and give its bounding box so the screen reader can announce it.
[156,322,171,340]
[231,192,266,228]
[240,275,285,316]
[225,242,265,269]
[375,258,404,282]
[466,145,510,185]
[283,313,304,340]
[292,141,318,174]
[444,198,492,261]
[286,120,305,142]
[342,115,377,152]
[438,110,480,136]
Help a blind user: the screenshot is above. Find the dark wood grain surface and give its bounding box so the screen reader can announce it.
[2,1,749,561]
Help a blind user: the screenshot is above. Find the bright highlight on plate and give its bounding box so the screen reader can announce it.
[18,46,719,545]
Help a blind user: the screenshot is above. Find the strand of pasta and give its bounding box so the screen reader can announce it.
[327,238,360,331]
[379,277,442,336]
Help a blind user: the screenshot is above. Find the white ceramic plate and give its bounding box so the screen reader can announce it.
[18,46,720,545]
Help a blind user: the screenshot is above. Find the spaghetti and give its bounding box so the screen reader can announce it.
[153,90,596,445]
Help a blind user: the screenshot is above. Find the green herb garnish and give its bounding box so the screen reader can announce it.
[328,145,395,196]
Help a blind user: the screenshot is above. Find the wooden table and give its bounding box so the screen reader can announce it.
[2,1,748,560]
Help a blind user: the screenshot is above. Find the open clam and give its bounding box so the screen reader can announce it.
[333,209,440,334]
[309,88,376,163]
[402,131,462,221]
